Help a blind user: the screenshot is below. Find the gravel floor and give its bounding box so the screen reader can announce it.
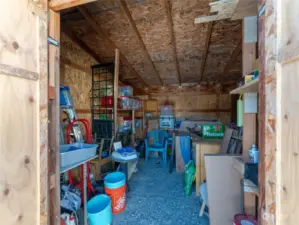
[112,159,209,225]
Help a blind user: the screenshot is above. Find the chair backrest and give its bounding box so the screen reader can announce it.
[147,130,168,146]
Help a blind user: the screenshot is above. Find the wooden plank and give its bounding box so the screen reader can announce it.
[0,75,39,225]
[230,78,259,94]
[77,6,147,87]
[205,155,241,225]
[114,49,120,136]
[198,22,213,82]
[278,59,299,224]
[0,1,48,225]
[194,0,238,24]
[220,40,242,83]
[118,0,163,85]
[164,0,181,84]
[195,144,201,196]
[48,9,61,225]
[242,19,257,163]
[219,127,233,153]
[231,0,258,20]
[49,0,96,11]
[61,25,102,63]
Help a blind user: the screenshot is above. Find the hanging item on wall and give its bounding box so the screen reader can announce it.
[237,96,243,127]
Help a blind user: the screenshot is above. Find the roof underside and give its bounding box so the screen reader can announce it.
[61,0,242,88]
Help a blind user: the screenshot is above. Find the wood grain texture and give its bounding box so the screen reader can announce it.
[49,0,96,11]
[0,75,39,225]
[0,1,48,225]
[118,0,163,85]
[277,1,299,223]
[61,0,242,86]
[205,155,241,225]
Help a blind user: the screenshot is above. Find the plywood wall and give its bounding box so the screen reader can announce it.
[150,93,232,124]
[60,33,97,122]
[0,1,48,225]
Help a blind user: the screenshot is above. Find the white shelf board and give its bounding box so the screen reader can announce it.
[230,78,259,94]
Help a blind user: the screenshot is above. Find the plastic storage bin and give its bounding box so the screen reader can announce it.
[119,85,133,97]
[60,86,73,106]
[60,143,98,169]
[118,97,141,110]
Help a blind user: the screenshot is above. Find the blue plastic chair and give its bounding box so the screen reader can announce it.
[145,130,168,167]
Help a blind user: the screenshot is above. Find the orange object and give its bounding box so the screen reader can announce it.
[105,185,127,214]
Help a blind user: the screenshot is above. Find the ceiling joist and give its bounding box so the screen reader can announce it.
[118,0,163,86]
[219,40,242,83]
[165,0,181,85]
[198,22,213,82]
[49,0,97,11]
[61,25,102,63]
[77,6,147,87]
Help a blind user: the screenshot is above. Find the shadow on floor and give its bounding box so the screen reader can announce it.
[112,159,209,225]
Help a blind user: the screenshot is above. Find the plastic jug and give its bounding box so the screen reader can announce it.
[248,144,259,163]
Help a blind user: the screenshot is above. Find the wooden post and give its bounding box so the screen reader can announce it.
[259,0,299,224]
[242,18,257,162]
[114,49,120,136]
[49,9,61,225]
[242,17,258,218]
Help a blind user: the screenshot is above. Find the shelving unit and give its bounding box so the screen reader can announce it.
[230,78,259,94]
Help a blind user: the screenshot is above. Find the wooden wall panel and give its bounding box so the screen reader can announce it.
[277,1,299,224]
[150,93,231,123]
[0,1,48,225]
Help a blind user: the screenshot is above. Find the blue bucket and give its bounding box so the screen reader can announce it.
[87,194,112,225]
[104,172,126,189]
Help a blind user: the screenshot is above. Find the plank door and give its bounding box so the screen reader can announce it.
[0,1,48,225]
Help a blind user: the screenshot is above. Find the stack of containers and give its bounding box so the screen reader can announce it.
[159,105,175,129]
[118,85,142,110]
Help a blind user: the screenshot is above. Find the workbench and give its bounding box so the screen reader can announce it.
[190,133,221,196]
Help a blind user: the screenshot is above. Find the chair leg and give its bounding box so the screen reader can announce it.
[199,202,206,217]
[164,151,167,168]
[145,149,148,163]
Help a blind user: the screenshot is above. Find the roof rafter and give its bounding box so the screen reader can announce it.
[164,0,181,85]
[77,6,147,87]
[118,0,163,86]
[219,39,242,83]
[198,22,213,82]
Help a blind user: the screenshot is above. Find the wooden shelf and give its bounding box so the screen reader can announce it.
[230,78,259,94]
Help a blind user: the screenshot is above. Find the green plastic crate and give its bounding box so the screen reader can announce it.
[201,124,225,139]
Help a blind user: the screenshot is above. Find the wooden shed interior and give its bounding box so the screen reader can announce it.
[1,0,299,225]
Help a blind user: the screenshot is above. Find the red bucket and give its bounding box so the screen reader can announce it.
[233,214,257,225]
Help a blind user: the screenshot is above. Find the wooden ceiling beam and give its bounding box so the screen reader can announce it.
[118,0,163,86]
[49,0,97,11]
[165,0,181,85]
[219,40,242,83]
[77,6,147,87]
[198,22,213,82]
[61,25,102,63]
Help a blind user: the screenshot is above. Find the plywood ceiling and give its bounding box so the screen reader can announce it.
[61,0,242,87]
